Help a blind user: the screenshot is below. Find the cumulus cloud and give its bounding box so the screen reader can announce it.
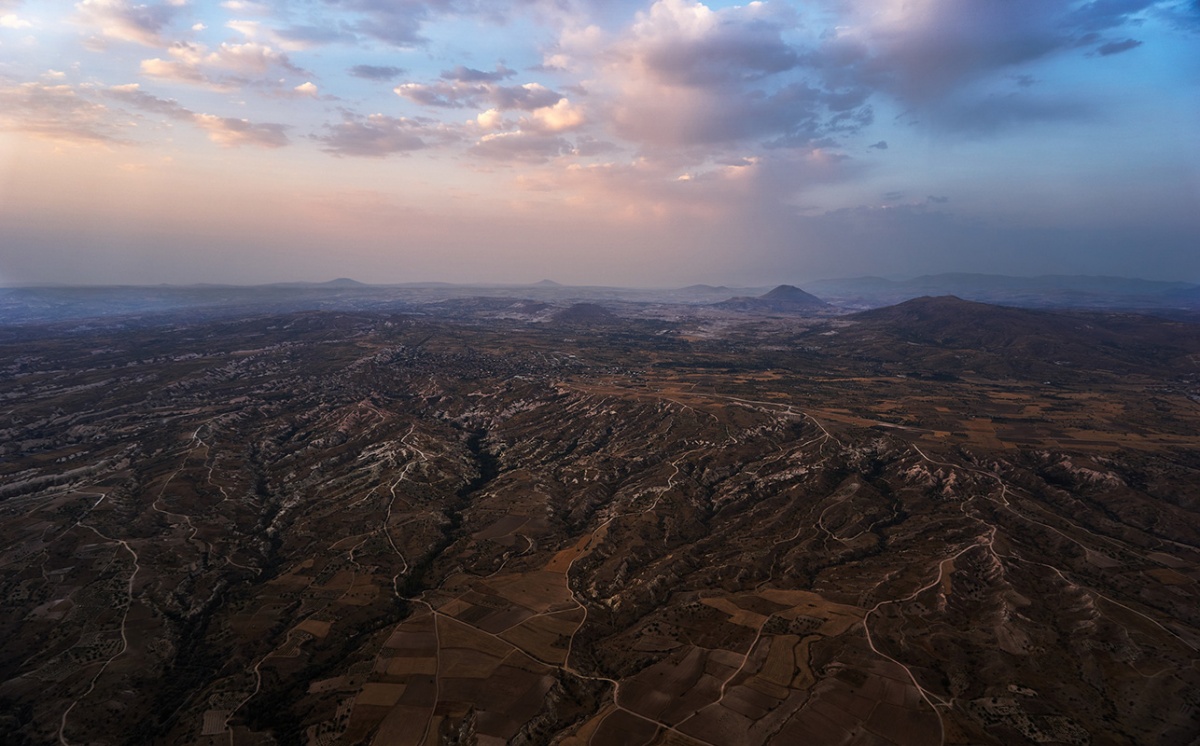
[469,131,573,163]
[609,76,866,149]
[440,64,515,83]
[623,0,799,86]
[769,0,1180,138]
[104,82,193,119]
[349,64,405,80]
[1,12,31,28]
[104,82,293,148]
[73,0,186,47]
[0,81,125,144]
[140,40,305,88]
[227,18,351,50]
[318,112,447,157]
[522,98,586,133]
[317,0,631,49]
[140,56,210,85]
[815,0,1167,106]
[815,0,1062,105]
[490,82,563,111]
[193,114,289,147]
[463,97,585,162]
[568,0,873,153]
[220,1,270,13]
[473,108,507,131]
[316,0,442,47]
[294,81,319,97]
[394,80,475,108]
[207,41,304,75]
[396,79,564,111]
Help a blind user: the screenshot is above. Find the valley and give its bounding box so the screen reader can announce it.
[1,300,1198,745]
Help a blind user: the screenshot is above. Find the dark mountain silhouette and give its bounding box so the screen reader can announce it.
[321,277,368,287]
[715,284,829,313]
[761,284,826,304]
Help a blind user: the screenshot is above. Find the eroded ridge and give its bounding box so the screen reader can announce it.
[2,309,1198,744]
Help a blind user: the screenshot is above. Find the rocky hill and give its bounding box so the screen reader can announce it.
[715,284,830,313]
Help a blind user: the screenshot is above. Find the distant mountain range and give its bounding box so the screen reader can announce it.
[805,273,1199,310]
[3,274,1199,327]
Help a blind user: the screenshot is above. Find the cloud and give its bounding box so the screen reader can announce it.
[1,12,31,28]
[463,96,586,161]
[73,0,185,47]
[1096,38,1143,55]
[105,82,293,148]
[924,92,1090,135]
[140,40,305,88]
[1069,0,1161,32]
[193,114,289,148]
[814,0,1167,107]
[609,77,868,149]
[317,0,443,47]
[440,64,515,83]
[318,113,443,157]
[572,135,618,157]
[294,81,319,97]
[395,79,563,111]
[220,1,270,13]
[0,82,126,144]
[571,1,873,152]
[815,1,1061,104]
[489,82,564,111]
[394,80,476,108]
[506,146,857,224]
[206,41,304,75]
[474,108,507,131]
[104,82,192,119]
[227,18,351,50]
[622,0,800,87]
[316,0,613,49]
[469,131,573,163]
[140,56,211,85]
[349,64,405,80]
[784,0,1173,137]
[522,98,586,133]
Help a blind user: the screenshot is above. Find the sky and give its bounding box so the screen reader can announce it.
[0,0,1197,287]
